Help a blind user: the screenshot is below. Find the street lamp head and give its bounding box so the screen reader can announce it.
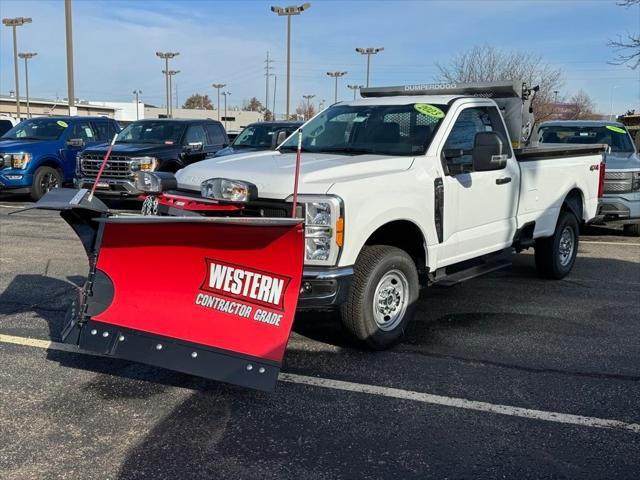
[18,52,37,59]
[156,51,179,59]
[2,17,32,26]
[271,3,311,15]
[212,83,226,89]
[327,71,347,77]
[356,47,384,55]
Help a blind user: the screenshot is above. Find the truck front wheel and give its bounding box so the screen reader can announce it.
[341,245,419,349]
[534,211,579,279]
[31,166,62,201]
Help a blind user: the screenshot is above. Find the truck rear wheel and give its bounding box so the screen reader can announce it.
[534,211,579,279]
[341,245,419,349]
[31,166,62,201]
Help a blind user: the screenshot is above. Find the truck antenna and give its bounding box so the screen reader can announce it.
[291,129,303,218]
[88,133,118,202]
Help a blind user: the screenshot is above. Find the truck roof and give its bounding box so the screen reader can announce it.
[539,120,626,128]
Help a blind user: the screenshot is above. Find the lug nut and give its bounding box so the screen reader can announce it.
[156,344,163,350]
[191,352,198,358]
[246,364,253,371]
[90,329,97,335]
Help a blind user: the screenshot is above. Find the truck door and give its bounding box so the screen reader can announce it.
[62,121,99,181]
[440,105,519,262]
[183,124,210,164]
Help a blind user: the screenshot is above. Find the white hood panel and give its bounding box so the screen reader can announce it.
[176,151,415,199]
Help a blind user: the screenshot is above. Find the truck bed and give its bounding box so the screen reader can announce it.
[515,144,606,238]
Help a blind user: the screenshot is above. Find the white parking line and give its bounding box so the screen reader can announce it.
[1,332,639,434]
[581,241,640,247]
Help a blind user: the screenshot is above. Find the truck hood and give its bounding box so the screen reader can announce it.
[0,139,59,152]
[605,151,640,171]
[175,150,414,199]
[83,142,180,156]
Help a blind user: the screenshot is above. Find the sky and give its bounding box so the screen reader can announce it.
[0,0,638,117]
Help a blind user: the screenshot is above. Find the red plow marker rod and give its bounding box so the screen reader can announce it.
[89,133,118,201]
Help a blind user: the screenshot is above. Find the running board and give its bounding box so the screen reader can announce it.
[431,258,512,287]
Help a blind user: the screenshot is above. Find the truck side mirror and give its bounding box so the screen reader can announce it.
[472,132,507,171]
[186,142,203,153]
[67,138,85,148]
[272,130,289,149]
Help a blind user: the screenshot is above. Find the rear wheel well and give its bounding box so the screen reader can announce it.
[562,188,584,224]
[364,220,426,274]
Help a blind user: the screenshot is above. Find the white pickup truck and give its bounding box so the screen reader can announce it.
[137,81,605,349]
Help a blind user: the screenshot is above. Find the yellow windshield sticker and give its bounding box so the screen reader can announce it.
[56,120,68,128]
[606,125,626,134]
[414,103,445,119]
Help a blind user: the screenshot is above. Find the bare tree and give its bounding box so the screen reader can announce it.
[296,99,316,120]
[244,97,264,112]
[182,94,213,110]
[565,90,597,120]
[608,0,640,68]
[435,45,564,122]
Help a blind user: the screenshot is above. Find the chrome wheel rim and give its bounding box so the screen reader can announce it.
[558,226,575,267]
[372,269,409,331]
[41,172,59,193]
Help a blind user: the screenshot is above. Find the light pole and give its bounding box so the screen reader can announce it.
[355,47,383,88]
[163,70,180,117]
[133,89,142,120]
[302,94,315,120]
[212,83,226,121]
[156,51,179,117]
[64,0,75,115]
[609,85,620,121]
[2,16,32,119]
[18,52,37,118]
[270,3,311,120]
[222,91,231,130]
[327,71,347,103]
[347,84,363,100]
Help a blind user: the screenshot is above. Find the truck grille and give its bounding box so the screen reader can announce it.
[603,171,635,194]
[80,154,133,178]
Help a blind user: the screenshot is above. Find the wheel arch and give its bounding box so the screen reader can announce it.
[360,219,428,275]
[562,188,585,223]
[34,156,64,173]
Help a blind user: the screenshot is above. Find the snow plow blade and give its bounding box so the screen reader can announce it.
[32,189,305,391]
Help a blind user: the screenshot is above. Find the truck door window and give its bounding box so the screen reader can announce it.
[72,122,96,141]
[93,121,117,142]
[205,124,226,146]
[443,107,509,174]
[184,125,207,145]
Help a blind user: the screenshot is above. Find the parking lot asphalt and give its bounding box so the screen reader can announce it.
[1,196,639,480]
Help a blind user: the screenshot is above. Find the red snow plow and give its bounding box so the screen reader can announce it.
[27,188,304,391]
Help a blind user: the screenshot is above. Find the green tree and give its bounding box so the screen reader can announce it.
[183,94,213,110]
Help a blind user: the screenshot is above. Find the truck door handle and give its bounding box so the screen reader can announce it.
[496,177,512,185]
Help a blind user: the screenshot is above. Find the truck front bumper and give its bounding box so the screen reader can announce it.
[77,177,141,197]
[298,266,353,309]
[0,170,33,192]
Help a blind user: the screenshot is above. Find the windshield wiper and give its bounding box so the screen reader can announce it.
[2,136,41,140]
[314,147,375,155]
[278,145,311,152]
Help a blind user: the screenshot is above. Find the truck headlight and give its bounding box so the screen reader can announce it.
[200,178,257,203]
[135,171,177,193]
[130,156,158,172]
[9,153,32,169]
[287,195,344,266]
[633,172,640,191]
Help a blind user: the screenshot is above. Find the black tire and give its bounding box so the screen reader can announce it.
[534,211,579,279]
[623,223,640,237]
[30,166,62,201]
[340,245,419,349]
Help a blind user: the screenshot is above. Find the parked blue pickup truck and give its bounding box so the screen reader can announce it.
[0,116,120,200]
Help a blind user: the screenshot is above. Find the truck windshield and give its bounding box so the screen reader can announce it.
[538,125,634,153]
[2,118,68,140]
[116,121,186,144]
[233,124,295,149]
[279,103,448,156]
